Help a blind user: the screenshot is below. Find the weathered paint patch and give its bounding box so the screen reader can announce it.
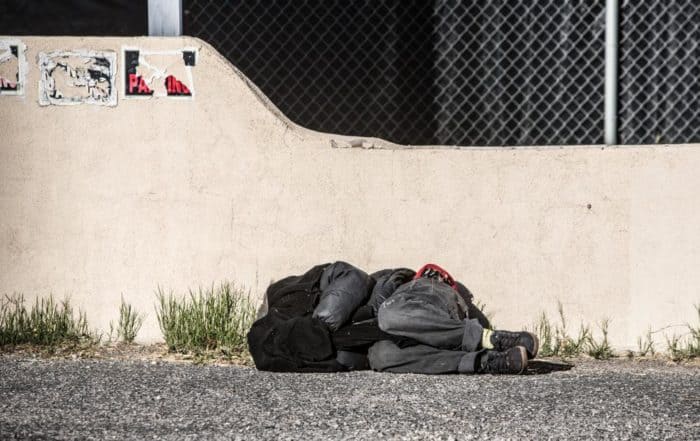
[0,39,27,96]
[38,50,117,106]
[122,47,197,99]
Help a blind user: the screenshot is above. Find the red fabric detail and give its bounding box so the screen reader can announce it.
[413,263,457,290]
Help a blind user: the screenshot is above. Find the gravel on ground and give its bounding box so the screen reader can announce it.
[1,353,698,440]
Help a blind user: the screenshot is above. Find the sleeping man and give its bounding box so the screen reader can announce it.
[247,262,538,375]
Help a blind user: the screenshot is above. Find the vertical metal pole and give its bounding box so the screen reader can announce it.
[148,0,183,36]
[604,0,619,145]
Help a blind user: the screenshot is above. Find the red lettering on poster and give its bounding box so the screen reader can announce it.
[165,75,191,96]
[128,73,139,93]
[127,73,153,95]
[137,78,150,94]
[0,77,17,90]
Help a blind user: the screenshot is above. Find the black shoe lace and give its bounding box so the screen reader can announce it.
[483,352,510,374]
[492,331,518,351]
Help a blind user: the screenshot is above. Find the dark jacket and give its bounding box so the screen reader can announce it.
[248,262,387,372]
[313,262,374,331]
[246,263,341,372]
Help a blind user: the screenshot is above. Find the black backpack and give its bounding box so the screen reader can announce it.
[247,264,345,372]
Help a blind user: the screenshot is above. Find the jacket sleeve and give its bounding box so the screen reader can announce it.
[312,261,373,331]
[367,268,416,313]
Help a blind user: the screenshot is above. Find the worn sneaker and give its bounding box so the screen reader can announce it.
[491,330,539,359]
[479,347,528,375]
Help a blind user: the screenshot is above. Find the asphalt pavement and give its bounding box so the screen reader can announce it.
[1,355,698,440]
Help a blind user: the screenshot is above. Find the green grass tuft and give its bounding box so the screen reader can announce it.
[155,282,255,355]
[532,302,614,359]
[0,294,96,347]
[586,318,615,359]
[665,304,700,362]
[109,295,145,344]
[534,312,555,357]
[636,326,655,357]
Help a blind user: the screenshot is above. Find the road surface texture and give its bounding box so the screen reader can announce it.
[1,355,698,440]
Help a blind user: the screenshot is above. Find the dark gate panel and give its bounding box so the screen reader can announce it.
[618,0,700,145]
[184,0,606,146]
[184,1,438,144]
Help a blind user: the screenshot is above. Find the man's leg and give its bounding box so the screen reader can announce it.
[368,340,482,374]
[368,340,528,375]
[378,279,539,359]
[377,282,484,351]
[377,281,539,359]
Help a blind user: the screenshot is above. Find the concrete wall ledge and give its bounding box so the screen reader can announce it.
[1,36,698,350]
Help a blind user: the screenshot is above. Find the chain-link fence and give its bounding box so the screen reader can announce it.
[184,0,698,146]
[619,0,699,145]
[432,0,604,146]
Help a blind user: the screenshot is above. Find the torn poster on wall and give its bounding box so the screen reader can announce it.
[0,39,27,96]
[38,50,117,106]
[122,48,197,99]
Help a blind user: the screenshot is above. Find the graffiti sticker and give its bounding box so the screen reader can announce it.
[0,39,27,96]
[122,47,197,99]
[38,50,117,106]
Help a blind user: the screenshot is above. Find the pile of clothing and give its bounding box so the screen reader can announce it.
[247,261,528,374]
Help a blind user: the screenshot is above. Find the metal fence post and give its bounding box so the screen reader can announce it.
[604,0,619,145]
[148,0,183,36]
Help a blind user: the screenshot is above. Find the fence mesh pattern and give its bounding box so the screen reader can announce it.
[619,0,700,145]
[432,0,604,145]
[184,0,698,146]
[185,1,439,144]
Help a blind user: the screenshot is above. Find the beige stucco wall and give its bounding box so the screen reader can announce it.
[1,36,698,349]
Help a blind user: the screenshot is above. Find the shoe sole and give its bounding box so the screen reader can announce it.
[515,346,528,374]
[528,332,539,359]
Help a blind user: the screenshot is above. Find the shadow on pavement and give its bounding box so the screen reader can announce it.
[525,359,574,375]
